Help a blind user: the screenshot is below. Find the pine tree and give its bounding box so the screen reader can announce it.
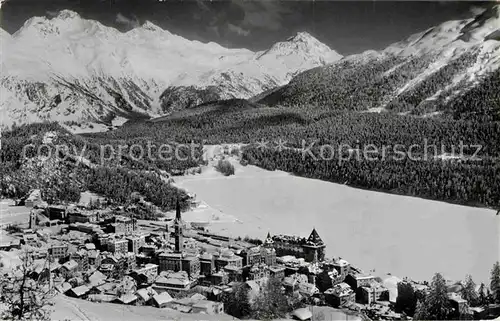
[251,278,290,320]
[478,283,487,306]
[415,273,452,320]
[461,275,478,307]
[414,299,428,320]
[491,261,500,303]
[223,283,251,318]
[395,281,418,316]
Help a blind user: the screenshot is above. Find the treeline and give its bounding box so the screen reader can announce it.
[242,146,500,207]
[93,107,500,157]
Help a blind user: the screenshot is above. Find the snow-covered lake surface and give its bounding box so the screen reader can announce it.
[177,160,499,284]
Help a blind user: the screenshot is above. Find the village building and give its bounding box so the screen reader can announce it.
[87,249,101,267]
[88,271,107,288]
[68,211,98,224]
[214,250,243,271]
[132,263,159,283]
[345,273,377,291]
[298,282,320,297]
[46,205,67,220]
[153,271,192,293]
[199,253,215,276]
[359,281,389,304]
[239,246,261,266]
[55,282,73,294]
[325,282,355,308]
[127,234,146,254]
[283,273,309,293]
[268,265,286,280]
[239,244,277,267]
[224,265,243,282]
[135,287,158,305]
[48,243,68,261]
[106,215,137,234]
[152,292,174,308]
[209,271,229,286]
[333,258,351,278]
[59,260,79,278]
[100,235,129,254]
[191,300,224,315]
[66,285,90,299]
[113,294,138,305]
[108,238,128,254]
[158,252,183,272]
[247,263,270,281]
[268,228,326,263]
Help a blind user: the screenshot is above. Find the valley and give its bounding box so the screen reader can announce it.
[1,3,500,320]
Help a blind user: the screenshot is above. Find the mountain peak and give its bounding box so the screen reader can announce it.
[55,10,81,20]
[141,20,163,32]
[257,31,342,64]
[287,31,318,43]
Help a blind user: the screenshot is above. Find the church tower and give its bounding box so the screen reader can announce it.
[263,232,274,248]
[29,210,36,229]
[174,198,184,253]
[303,228,326,263]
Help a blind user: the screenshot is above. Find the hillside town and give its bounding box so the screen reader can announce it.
[0,189,499,321]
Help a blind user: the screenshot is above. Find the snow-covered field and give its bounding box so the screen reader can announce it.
[0,199,31,227]
[176,154,499,284]
[49,294,235,321]
[50,294,358,321]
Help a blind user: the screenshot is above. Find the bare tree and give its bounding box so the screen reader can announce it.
[0,250,54,320]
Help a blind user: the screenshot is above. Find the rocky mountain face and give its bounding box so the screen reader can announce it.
[0,10,342,129]
[258,5,500,121]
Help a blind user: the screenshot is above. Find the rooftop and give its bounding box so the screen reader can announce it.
[153,292,173,305]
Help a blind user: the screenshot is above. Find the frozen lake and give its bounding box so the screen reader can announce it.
[177,161,499,284]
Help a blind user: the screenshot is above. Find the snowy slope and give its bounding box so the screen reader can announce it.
[258,4,500,117]
[0,10,342,128]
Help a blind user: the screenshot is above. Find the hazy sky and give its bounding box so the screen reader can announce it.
[0,1,494,55]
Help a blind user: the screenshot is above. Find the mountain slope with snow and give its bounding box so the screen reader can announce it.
[0,10,342,128]
[258,5,500,120]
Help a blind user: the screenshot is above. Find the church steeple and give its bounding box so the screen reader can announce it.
[307,228,324,246]
[174,197,183,253]
[263,231,274,247]
[176,197,181,220]
[303,227,326,263]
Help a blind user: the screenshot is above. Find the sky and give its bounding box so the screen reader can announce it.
[0,0,495,55]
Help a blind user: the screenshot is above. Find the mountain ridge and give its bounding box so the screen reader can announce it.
[256,5,500,121]
[0,10,342,129]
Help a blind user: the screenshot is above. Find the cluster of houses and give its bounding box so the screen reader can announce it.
[2,191,497,320]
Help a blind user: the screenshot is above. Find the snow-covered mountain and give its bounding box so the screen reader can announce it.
[0,10,342,129]
[259,5,500,120]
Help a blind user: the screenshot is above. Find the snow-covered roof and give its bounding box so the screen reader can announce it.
[153,292,173,305]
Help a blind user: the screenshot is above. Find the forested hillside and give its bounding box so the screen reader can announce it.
[257,5,500,121]
[0,122,196,209]
[84,99,500,208]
